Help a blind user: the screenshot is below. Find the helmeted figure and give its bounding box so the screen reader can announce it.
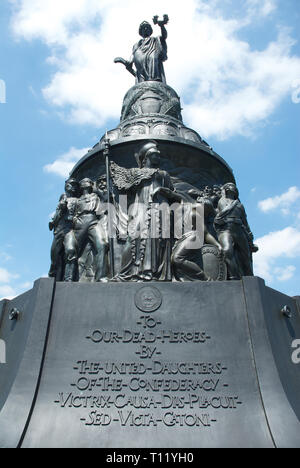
[48,178,79,281]
[111,141,174,281]
[214,183,258,280]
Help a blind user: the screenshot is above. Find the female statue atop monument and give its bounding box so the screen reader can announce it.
[114,15,169,84]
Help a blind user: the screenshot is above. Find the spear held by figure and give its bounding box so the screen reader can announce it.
[103,132,115,278]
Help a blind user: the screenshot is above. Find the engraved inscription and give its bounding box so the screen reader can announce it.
[54,307,243,429]
[86,330,210,344]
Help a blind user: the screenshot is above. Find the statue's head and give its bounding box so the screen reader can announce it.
[97,176,107,192]
[203,186,213,197]
[79,178,94,193]
[65,178,79,197]
[136,141,160,168]
[213,185,221,195]
[139,21,153,38]
[222,182,239,199]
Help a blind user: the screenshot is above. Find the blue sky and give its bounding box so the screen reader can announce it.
[0,0,300,298]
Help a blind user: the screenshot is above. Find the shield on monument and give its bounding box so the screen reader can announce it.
[200,244,227,281]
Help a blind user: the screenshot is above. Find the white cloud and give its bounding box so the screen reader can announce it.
[0,285,17,300]
[10,0,300,139]
[274,265,296,282]
[258,186,300,214]
[44,146,90,178]
[254,227,300,282]
[0,267,20,299]
[0,267,19,284]
[0,261,33,300]
[246,0,277,18]
[19,281,33,290]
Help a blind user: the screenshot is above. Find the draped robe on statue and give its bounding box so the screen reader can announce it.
[110,162,174,281]
[132,36,167,83]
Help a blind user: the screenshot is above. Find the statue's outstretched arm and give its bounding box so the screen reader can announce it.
[114,57,136,77]
[160,24,168,41]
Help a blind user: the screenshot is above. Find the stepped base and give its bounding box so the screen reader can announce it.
[0,278,299,448]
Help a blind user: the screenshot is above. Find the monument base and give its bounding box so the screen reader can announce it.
[0,277,299,448]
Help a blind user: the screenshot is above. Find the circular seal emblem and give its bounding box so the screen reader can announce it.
[135,286,162,313]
